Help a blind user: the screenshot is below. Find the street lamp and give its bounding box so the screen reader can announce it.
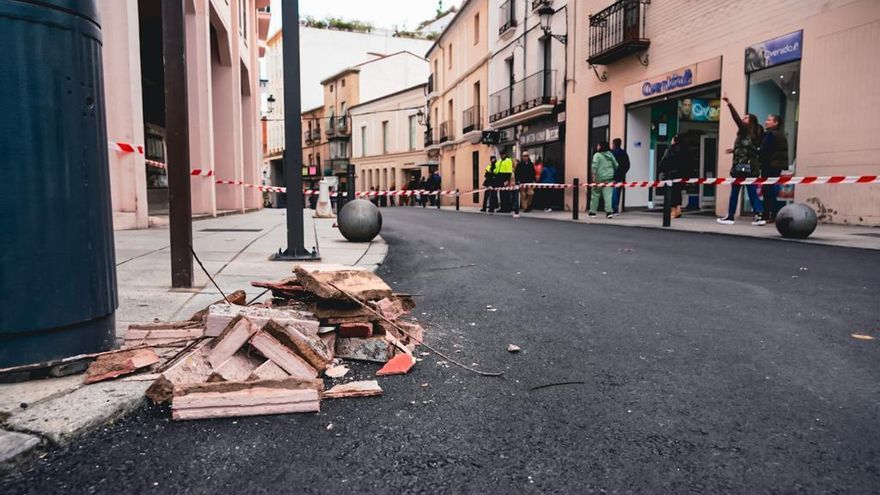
[266,94,276,113]
[416,108,427,126]
[538,4,567,44]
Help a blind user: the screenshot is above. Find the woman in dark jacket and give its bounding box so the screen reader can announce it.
[717,94,766,225]
[659,135,686,218]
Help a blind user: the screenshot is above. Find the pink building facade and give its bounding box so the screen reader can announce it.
[101,0,270,230]
[564,0,880,225]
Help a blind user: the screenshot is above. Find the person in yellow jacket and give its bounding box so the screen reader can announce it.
[480,156,500,213]
[496,151,515,213]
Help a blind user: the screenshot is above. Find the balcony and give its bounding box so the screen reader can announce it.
[311,127,321,142]
[498,0,517,37]
[304,130,314,145]
[587,0,651,66]
[426,73,438,101]
[334,115,350,137]
[462,105,483,135]
[323,159,350,176]
[424,127,435,148]
[439,120,452,144]
[489,69,558,127]
[531,0,552,12]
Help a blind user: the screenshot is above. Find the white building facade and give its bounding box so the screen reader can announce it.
[487,0,570,208]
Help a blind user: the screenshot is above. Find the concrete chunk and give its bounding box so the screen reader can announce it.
[0,429,42,467]
[4,381,150,444]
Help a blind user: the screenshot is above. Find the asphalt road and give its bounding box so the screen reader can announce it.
[5,209,880,494]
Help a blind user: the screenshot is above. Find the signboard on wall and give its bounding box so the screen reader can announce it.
[520,125,560,146]
[745,30,803,73]
[678,98,721,122]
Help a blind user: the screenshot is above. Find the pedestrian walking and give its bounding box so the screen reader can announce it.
[610,138,630,214]
[388,182,396,207]
[481,156,499,213]
[428,171,441,206]
[540,162,558,212]
[717,94,766,225]
[407,176,419,207]
[759,114,789,222]
[588,141,619,219]
[496,151,514,213]
[515,151,536,213]
[658,135,687,218]
[418,176,428,207]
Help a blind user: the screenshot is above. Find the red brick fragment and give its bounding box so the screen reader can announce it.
[376,353,415,376]
[338,322,373,338]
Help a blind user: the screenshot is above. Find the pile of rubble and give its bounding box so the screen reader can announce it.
[83,267,425,420]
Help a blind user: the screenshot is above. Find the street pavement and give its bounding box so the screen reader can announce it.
[4,208,880,493]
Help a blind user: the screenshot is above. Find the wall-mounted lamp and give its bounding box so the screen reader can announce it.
[266,94,276,113]
[538,4,567,44]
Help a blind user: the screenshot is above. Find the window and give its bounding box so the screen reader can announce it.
[330,84,334,93]
[341,79,346,88]
[308,153,313,166]
[340,102,347,115]
[361,126,367,156]
[239,0,248,41]
[448,44,453,70]
[408,115,417,151]
[382,121,389,154]
[474,13,480,45]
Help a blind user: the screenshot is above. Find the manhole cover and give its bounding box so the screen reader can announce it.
[199,228,263,232]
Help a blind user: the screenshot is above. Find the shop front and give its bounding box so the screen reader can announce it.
[517,116,566,210]
[619,57,724,211]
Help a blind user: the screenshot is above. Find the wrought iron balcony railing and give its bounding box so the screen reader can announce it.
[587,0,651,65]
[488,70,557,123]
[439,120,452,143]
[499,0,517,36]
[462,106,483,134]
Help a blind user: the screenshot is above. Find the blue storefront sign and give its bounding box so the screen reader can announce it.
[641,69,694,97]
[745,30,803,73]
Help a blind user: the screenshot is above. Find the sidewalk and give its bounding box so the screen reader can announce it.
[440,205,880,250]
[1,209,386,470]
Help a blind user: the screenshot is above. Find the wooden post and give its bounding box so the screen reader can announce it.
[162,0,193,288]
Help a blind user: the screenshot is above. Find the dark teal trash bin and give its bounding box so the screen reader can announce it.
[0,0,117,368]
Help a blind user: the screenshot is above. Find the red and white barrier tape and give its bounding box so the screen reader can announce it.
[108,141,144,154]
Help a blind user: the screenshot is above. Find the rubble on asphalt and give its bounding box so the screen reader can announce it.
[85,266,428,421]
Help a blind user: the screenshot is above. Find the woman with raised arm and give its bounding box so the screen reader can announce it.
[717,94,766,226]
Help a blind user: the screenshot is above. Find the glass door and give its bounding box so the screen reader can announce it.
[700,134,718,208]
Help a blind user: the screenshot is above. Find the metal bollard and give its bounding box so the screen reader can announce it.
[455,190,460,211]
[662,182,672,227]
[437,191,441,209]
[572,178,580,220]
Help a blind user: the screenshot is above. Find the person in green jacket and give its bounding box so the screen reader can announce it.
[589,141,619,218]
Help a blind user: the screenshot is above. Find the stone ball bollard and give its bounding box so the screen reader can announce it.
[337,199,382,242]
[775,203,818,239]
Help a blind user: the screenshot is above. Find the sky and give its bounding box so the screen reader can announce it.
[269,0,463,34]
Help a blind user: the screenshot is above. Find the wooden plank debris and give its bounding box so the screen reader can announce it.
[206,316,258,369]
[146,340,213,404]
[293,267,392,302]
[322,380,383,399]
[208,350,263,382]
[171,378,322,420]
[249,331,318,379]
[84,349,161,384]
[319,332,336,360]
[248,360,290,381]
[263,320,332,371]
[205,304,319,337]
